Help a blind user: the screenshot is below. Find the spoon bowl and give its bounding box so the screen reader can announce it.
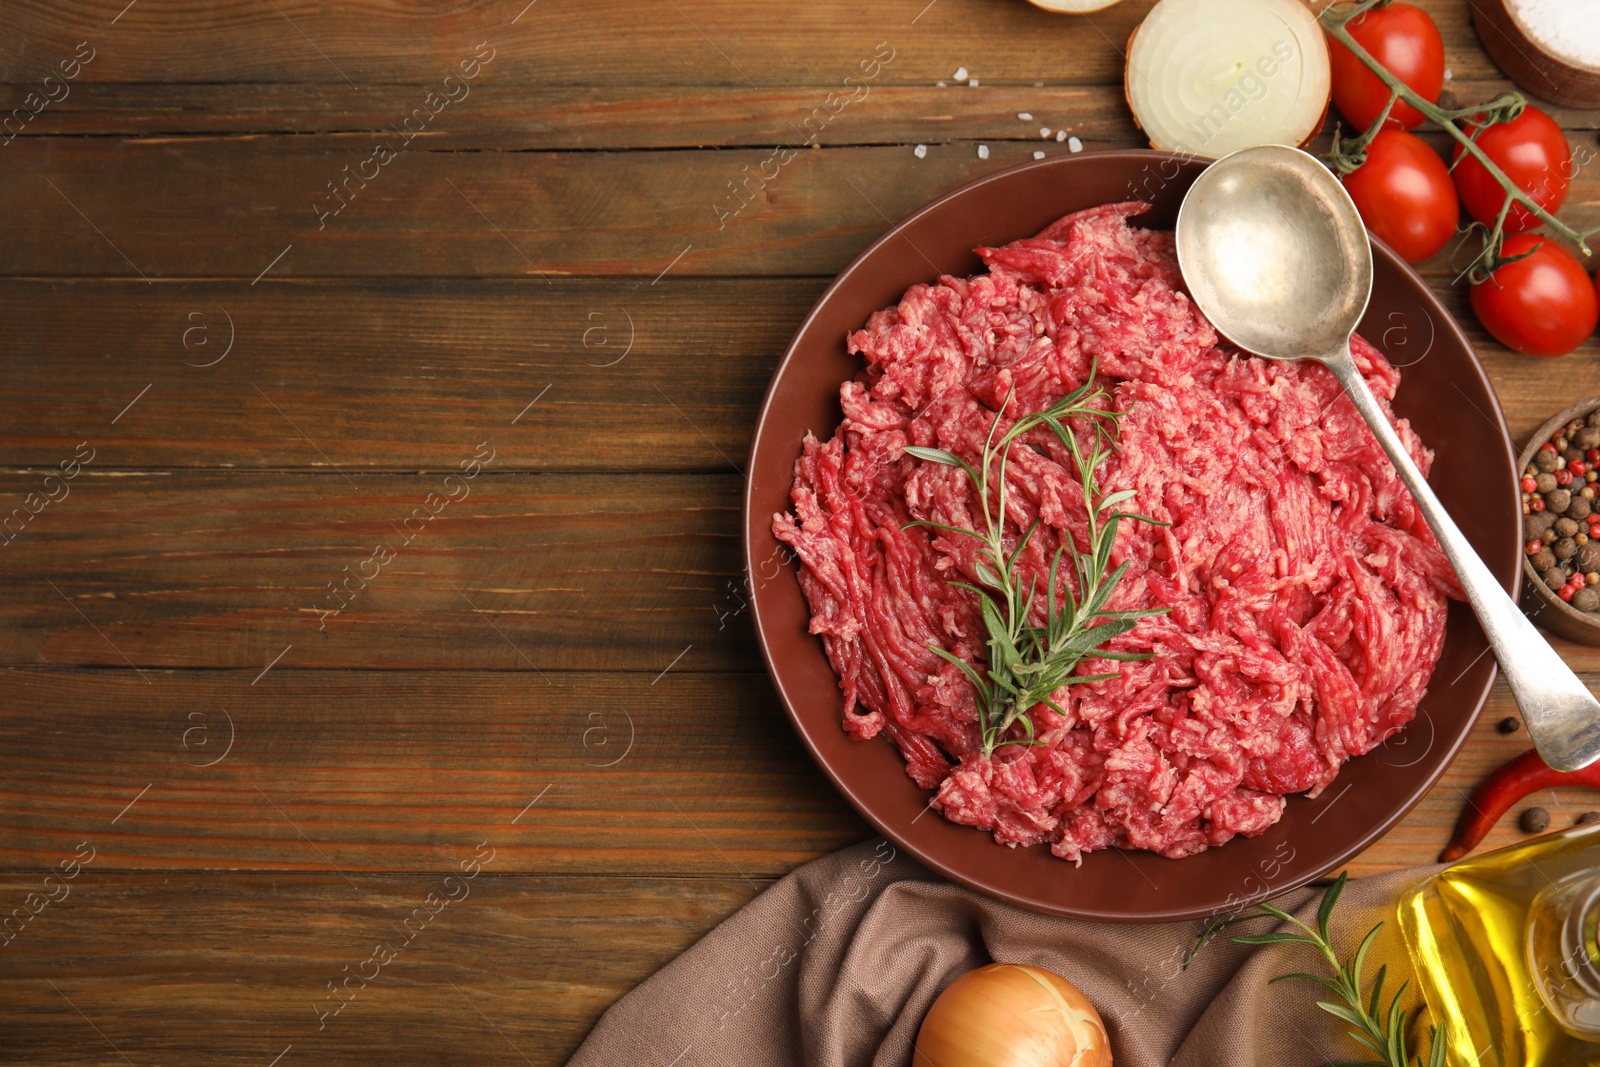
[1176,146,1372,361]
[1176,145,1600,773]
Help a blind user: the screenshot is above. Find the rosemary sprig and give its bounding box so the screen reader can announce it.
[1320,0,1600,282]
[902,375,1167,759]
[1190,873,1448,1067]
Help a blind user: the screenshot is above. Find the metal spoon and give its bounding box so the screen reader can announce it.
[1175,143,1600,772]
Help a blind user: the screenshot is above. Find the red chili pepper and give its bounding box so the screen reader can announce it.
[1440,749,1600,862]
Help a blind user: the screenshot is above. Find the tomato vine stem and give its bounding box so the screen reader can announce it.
[1321,0,1600,281]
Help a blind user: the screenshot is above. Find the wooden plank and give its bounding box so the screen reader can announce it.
[0,669,867,876]
[0,0,1504,89]
[0,665,1590,877]
[12,80,1593,145]
[0,870,768,1067]
[0,471,771,672]
[0,138,1064,280]
[0,83,1147,146]
[5,134,1596,280]
[0,277,817,473]
[0,277,1594,472]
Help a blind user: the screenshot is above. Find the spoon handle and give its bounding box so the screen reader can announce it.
[1323,350,1600,772]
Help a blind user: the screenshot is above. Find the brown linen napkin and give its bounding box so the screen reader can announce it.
[568,839,1447,1066]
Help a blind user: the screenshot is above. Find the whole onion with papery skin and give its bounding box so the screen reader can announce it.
[913,964,1113,1067]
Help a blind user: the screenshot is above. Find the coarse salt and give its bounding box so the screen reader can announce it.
[1068,136,1083,153]
[968,78,979,87]
[977,144,990,159]
[953,66,968,80]
[1040,127,1052,138]
[936,80,947,87]
[1055,129,1068,142]
[1018,112,1034,121]
[1032,150,1045,159]
[1509,0,1600,68]
[914,144,928,158]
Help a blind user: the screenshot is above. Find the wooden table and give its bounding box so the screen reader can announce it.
[1,1,1596,1062]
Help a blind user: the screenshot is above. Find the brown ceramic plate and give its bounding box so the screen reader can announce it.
[744,151,1519,922]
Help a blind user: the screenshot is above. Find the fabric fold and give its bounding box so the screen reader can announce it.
[569,840,1443,1067]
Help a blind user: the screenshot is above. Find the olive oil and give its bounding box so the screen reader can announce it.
[1400,822,1600,1067]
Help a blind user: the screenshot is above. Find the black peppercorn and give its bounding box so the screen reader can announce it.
[1569,497,1593,521]
[1575,588,1600,613]
[1536,449,1563,473]
[1528,512,1558,541]
[1536,472,1559,493]
[1522,807,1552,833]
[1543,566,1571,588]
[1576,543,1600,572]
[1497,716,1522,734]
[1556,517,1581,538]
[1548,489,1573,514]
[1577,426,1600,450]
[1532,547,1557,571]
[1555,537,1578,562]
[1579,811,1600,825]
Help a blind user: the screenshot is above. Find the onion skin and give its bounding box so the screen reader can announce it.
[913,963,1113,1067]
[1027,0,1124,11]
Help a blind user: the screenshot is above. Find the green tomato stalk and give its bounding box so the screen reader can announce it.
[1321,0,1600,282]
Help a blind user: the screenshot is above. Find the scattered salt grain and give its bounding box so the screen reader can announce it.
[1443,68,1453,80]
[1034,81,1044,87]
[1068,136,1083,153]
[1040,127,1052,138]
[1509,0,1600,67]
[968,78,979,87]
[914,144,928,158]
[953,66,968,80]
[1055,129,1068,142]
[1018,112,1034,121]
[1032,150,1046,160]
[936,80,947,87]
[977,144,990,160]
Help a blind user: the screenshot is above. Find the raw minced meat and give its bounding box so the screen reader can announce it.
[772,202,1459,862]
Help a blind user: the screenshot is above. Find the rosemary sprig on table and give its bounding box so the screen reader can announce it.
[903,375,1167,759]
[1188,873,1448,1067]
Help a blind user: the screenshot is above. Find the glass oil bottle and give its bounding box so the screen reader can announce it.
[1399,821,1600,1067]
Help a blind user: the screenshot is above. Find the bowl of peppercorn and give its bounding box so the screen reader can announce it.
[1521,398,1600,645]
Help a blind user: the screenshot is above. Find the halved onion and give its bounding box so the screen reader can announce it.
[1125,0,1331,158]
[913,963,1113,1067]
[1027,0,1124,12]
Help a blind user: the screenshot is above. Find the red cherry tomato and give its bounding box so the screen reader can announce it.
[1452,106,1571,234]
[1328,3,1445,130]
[1341,130,1458,263]
[1470,234,1598,357]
